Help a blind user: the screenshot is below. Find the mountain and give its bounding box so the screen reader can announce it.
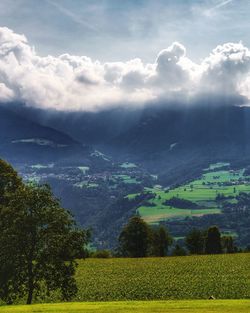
[0,105,90,164]
[110,104,250,153]
[8,102,250,184]
[2,102,250,249]
[20,103,250,169]
[106,104,250,174]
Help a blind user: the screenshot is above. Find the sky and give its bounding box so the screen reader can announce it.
[0,0,250,111]
[0,0,249,62]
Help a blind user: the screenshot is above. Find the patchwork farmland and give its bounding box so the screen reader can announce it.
[128,163,250,224]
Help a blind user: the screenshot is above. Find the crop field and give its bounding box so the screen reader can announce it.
[139,206,220,223]
[1,300,250,313]
[31,164,54,169]
[72,254,250,301]
[78,166,90,174]
[120,162,137,169]
[133,163,250,223]
[113,175,140,184]
[74,182,99,188]
[205,162,230,170]
[0,254,249,311]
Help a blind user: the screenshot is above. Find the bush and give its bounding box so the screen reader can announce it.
[91,250,112,258]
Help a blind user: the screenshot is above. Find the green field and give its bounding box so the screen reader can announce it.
[78,166,90,174]
[73,254,250,301]
[139,206,220,223]
[0,254,249,310]
[113,175,140,184]
[31,164,54,169]
[1,300,249,313]
[74,182,99,188]
[120,162,137,169]
[205,162,230,171]
[134,164,250,223]
[3,254,248,305]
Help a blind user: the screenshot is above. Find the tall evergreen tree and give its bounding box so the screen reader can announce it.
[185,228,205,255]
[205,226,222,254]
[151,226,173,257]
[222,236,235,254]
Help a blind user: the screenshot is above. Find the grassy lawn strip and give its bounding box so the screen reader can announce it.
[1,300,249,313]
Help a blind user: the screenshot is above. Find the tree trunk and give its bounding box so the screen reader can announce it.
[26,285,33,305]
[26,260,34,304]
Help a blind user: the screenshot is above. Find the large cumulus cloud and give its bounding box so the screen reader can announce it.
[0,27,250,111]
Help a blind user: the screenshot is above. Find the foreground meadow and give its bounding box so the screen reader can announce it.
[1,300,250,313]
[0,254,249,306]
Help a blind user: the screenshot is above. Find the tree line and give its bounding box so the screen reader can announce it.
[117,216,238,257]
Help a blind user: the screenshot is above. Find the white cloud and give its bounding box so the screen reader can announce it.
[153,42,190,90]
[200,42,250,96]
[0,27,250,111]
[0,82,14,101]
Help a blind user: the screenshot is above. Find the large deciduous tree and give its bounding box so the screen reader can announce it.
[0,159,22,205]
[118,216,151,257]
[0,160,89,304]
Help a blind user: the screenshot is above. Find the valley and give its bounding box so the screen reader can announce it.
[17,158,250,249]
[2,104,250,249]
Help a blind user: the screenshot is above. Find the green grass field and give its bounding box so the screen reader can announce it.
[205,162,230,170]
[113,175,140,184]
[74,182,99,188]
[74,255,250,301]
[1,254,249,311]
[134,163,250,223]
[120,162,137,169]
[5,254,248,305]
[78,166,90,174]
[1,300,249,313]
[139,206,220,223]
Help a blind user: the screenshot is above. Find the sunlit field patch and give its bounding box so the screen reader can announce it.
[1,300,250,313]
[136,164,250,224]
